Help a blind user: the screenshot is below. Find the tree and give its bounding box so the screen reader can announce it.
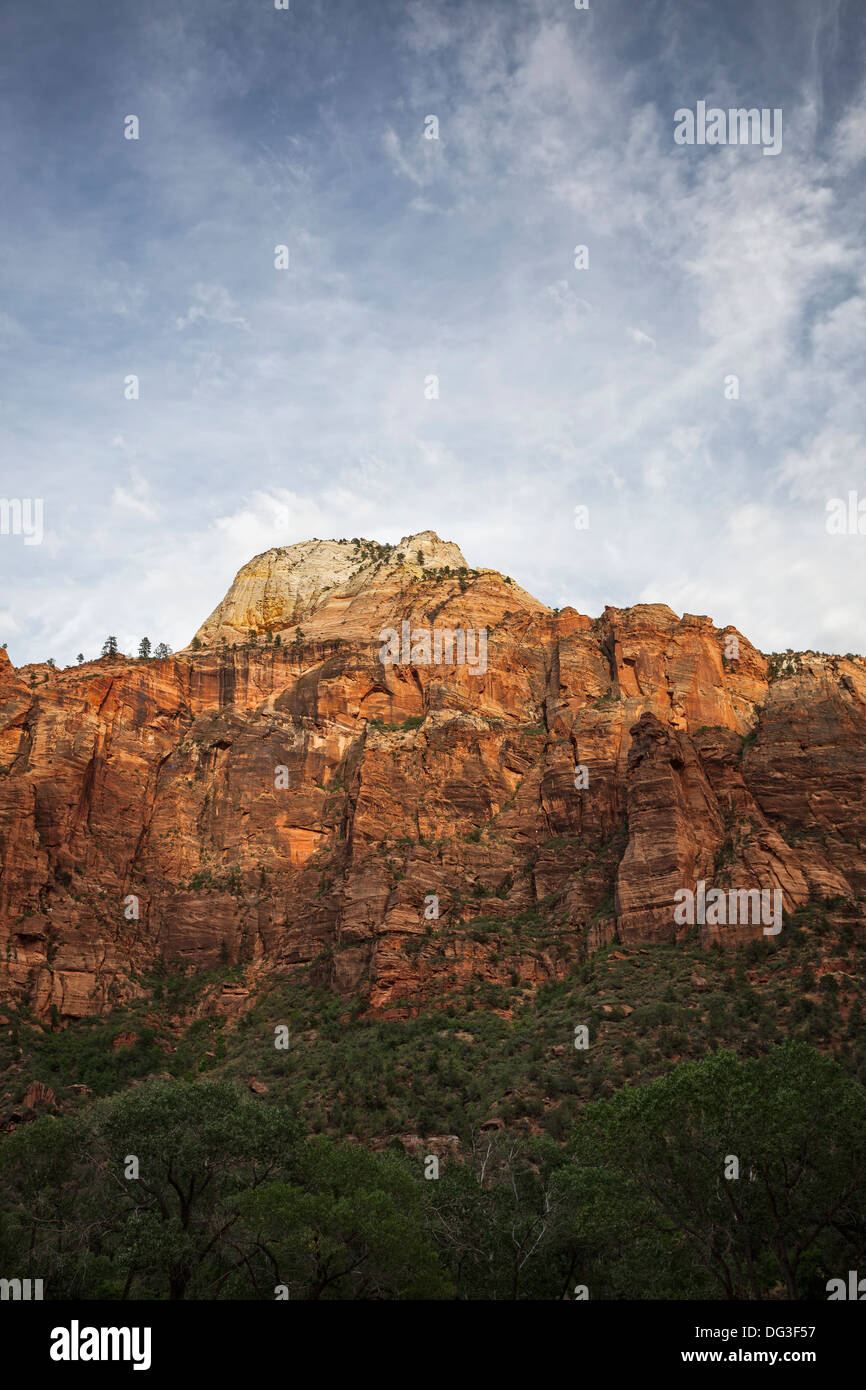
[235,1136,452,1299]
[46,657,56,668]
[101,636,118,657]
[0,1079,305,1301]
[138,637,152,660]
[76,653,84,664]
[95,1079,305,1300]
[154,642,171,659]
[0,1113,95,1297]
[423,1131,578,1299]
[567,1043,866,1299]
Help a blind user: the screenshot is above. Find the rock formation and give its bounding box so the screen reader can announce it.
[0,531,864,1019]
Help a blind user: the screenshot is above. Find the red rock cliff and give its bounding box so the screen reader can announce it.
[1,532,864,1018]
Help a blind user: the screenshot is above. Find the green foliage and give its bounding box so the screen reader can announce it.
[23,1019,163,1096]
[590,893,615,921]
[367,715,424,732]
[2,890,865,1300]
[766,651,803,681]
[0,1079,303,1299]
[235,1138,451,1299]
[591,690,622,709]
[185,866,243,895]
[568,1042,866,1298]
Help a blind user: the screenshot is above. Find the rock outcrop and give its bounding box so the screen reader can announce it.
[0,533,864,1019]
[193,530,477,648]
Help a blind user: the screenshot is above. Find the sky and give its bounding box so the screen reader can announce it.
[0,0,864,665]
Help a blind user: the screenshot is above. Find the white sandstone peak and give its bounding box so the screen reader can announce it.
[191,531,470,646]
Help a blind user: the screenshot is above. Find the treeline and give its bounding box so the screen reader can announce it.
[1,1042,864,1300]
[99,636,172,660]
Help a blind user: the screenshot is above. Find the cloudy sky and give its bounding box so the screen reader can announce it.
[0,0,864,664]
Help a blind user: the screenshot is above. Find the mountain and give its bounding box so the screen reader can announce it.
[1,530,864,1023]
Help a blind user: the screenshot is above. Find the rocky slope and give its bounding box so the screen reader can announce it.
[1,530,864,1020]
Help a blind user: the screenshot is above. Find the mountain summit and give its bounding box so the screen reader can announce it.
[193,530,478,647]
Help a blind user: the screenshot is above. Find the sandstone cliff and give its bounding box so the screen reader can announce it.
[1,532,864,1019]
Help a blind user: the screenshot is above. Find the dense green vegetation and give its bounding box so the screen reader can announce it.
[3,902,865,1143]
[366,715,425,732]
[0,1044,864,1300]
[1,899,865,1298]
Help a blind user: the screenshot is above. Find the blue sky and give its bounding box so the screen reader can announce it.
[0,0,864,664]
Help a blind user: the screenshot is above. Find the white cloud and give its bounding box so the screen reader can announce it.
[2,0,865,667]
[777,428,865,503]
[111,468,160,521]
[175,283,251,332]
[627,326,656,350]
[832,92,866,173]
[382,127,426,186]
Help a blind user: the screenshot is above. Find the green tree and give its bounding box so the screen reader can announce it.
[0,1080,305,1300]
[76,652,84,664]
[138,637,152,660]
[423,1131,580,1299]
[94,1079,304,1299]
[154,642,171,659]
[235,1136,452,1299]
[101,635,118,657]
[567,1043,866,1299]
[0,1113,97,1297]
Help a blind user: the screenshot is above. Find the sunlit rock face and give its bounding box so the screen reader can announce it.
[192,531,473,647]
[1,534,864,1018]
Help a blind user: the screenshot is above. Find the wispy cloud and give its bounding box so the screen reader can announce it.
[0,0,863,664]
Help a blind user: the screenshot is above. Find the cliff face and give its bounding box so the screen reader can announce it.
[1,531,864,1019]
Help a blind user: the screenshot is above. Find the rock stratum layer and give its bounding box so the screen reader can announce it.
[1,531,865,1020]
